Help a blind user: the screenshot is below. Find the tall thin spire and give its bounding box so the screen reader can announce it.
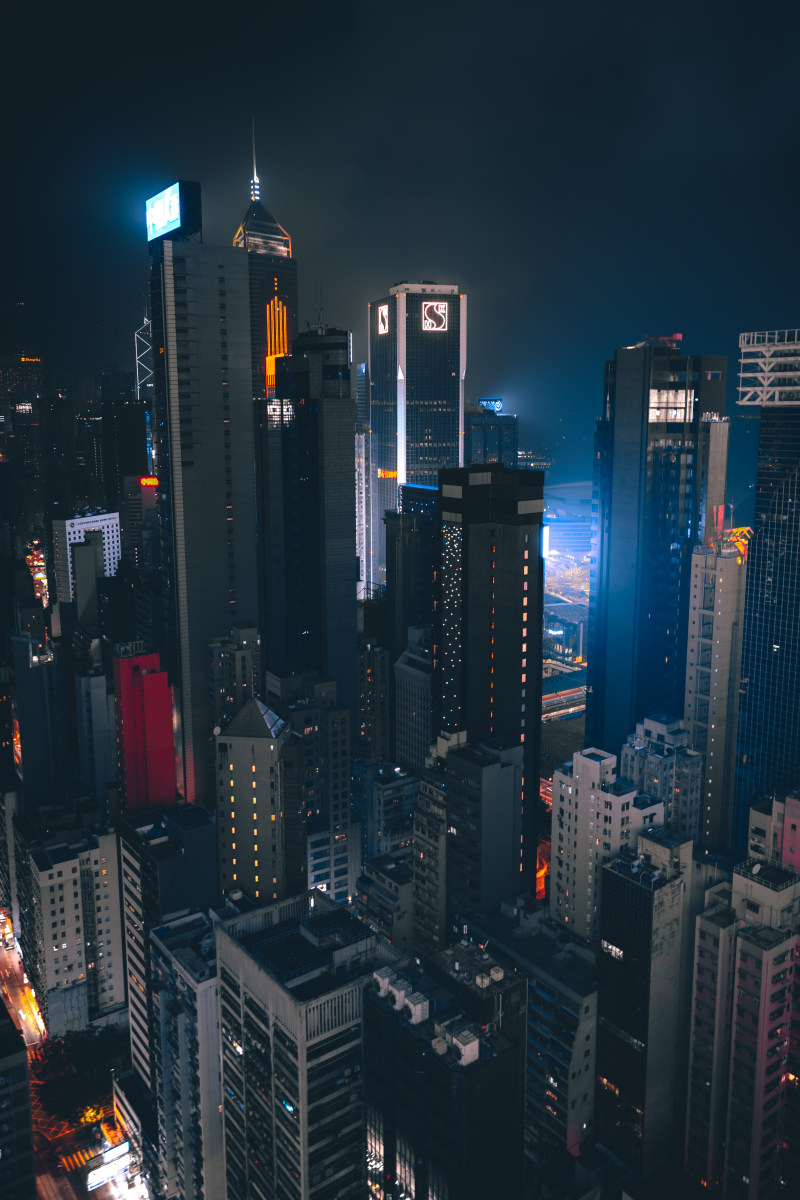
[250,118,260,202]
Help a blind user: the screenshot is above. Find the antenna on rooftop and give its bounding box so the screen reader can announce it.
[250,118,260,202]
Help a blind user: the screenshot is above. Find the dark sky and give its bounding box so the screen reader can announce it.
[5,0,800,486]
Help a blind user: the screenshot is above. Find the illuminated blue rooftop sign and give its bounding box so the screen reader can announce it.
[146,182,182,241]
[479,398,503,413]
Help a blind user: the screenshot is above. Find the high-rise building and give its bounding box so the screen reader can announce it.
[118,804,218,1094]
[352,760,418,862]
[394,626,434,774]
[435,463,545,886]
[467,904,598,1168]
[8,632,69,814]
[619,714,704,842]
[683,530,749,852]
[264,670,356,904]
[215,698,305,903]
[463,399,518,467]
[734,329,800,856]
[148,186,259,804]
[685,842,800,1199]
[52,510,121,604]
[257,327,357,717]
[233,149,299,399]
[215,891,401,1200]
[74,666,116,804]
[587,337,728,755]
[411,775,448,955]
[384,483,438,672]
[367,282,466,587]
[113,642,174,812]
[208,625,261,732]
[550,748,664,942]
[365,944,526,1200]
[596,828,724,1176]
[12,822,125,1035]
[150,912,225,1200]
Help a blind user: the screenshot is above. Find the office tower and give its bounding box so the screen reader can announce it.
[384,483,438,671]
[355,361,370,597]
[8,632,69,813]
[394,626,434,773]
[150,912,224,1200]
[352,760,419,861]
[550,749,664,942]
[0,1003,34,1200]
[215,698,305,903]
[100,368,146,513]
[233,149,298,397]
[418,733,523,941]
[595,829,721,1174]
[118,805,218,1093]
[120,474,158,569]
[467,905,598,1168]
[257,327,357,718]
[355,853,414,950]
[684,530,748,851]
[619,714,704,842]
[734,329,800,856]
[74,666,116,804]
[542,601,588,665]
[216,891,401,1200]
[52,510,121,604]
[113,642,174,812]
[587,338,729,755]
[464,398,518,466]
[148,187,259,804]
[412,776,448,954]
[685,845,800,1199]
[365,946,526,1200]
[367,281,466,587]
[208,625,261,732]
[356,632,390,760]
[264,670,356,904]
[12,822,124,1035]
[436,463,545,886]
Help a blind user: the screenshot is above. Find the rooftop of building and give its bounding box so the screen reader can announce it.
[222,697,287,741]
[223,893,391,1003]
[605,852,669,891]
[151,912,217,984]
[363,855,413,888]
[367,964,515,1070]
[735,858,800,892]
[466,908,597,999]
[739,924,794,952]
[542,602,589,624]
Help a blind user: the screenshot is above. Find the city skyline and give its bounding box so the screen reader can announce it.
[5,2,800,483]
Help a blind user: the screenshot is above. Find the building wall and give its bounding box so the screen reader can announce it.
[52,511,121,603]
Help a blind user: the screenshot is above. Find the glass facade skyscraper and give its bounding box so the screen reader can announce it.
[733,329,800,856]
[587,338,729,756]
[366,282,466,588]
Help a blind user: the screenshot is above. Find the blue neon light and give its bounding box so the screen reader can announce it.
[146,183,181,241]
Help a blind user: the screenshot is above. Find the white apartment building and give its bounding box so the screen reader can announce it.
[52,510,121,602]
[550,748,664,942]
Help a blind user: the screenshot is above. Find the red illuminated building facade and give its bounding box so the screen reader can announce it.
[113,642,175,811]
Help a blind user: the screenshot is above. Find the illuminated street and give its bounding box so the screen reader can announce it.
[0,921,45,1047]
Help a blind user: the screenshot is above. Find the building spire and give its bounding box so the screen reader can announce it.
[250,118,260,202]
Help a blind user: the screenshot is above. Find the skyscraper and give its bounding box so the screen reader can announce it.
[435,462,544,886]
[683,529,749,852]
[257,326,357,717]
[367,281,466,587]
[233,148,298,400]
[113,642,174,812]
[587,337,728,756]
[148,182,259,804]
[733,329,800,855]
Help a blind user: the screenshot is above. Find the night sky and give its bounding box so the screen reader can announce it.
[6,0,800,489]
